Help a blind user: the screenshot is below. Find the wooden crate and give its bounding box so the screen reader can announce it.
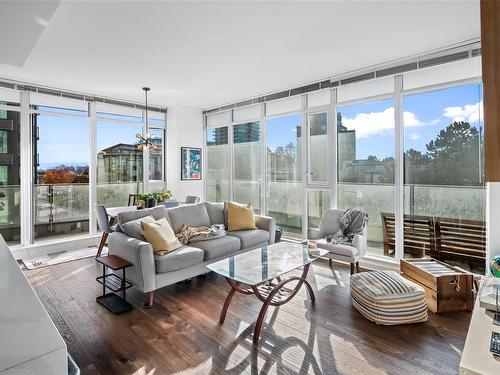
[400,258,474,313]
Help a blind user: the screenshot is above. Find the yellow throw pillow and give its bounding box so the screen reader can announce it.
[227,201,257,231]
[141,217,182,255]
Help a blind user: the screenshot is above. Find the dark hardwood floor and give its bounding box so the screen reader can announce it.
[25,257,471,375]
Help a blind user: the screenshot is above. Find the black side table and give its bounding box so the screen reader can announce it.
[96,255,133,314]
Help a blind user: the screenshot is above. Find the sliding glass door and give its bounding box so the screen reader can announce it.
[32,106,90,241]
[233,122,262,213]
[266,114,302,235]
[336,98,395,257]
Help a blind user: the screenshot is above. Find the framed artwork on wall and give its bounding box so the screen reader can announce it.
[181,147,202,180]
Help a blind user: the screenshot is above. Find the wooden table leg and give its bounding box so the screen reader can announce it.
[252,264,314,343]
[220,283,238,323]
[220,279,252,323]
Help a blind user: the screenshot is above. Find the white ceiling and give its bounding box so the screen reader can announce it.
[0,1,480,109]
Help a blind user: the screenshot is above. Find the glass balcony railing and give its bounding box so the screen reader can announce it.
[31,182,144,240]
[34,184,89,240]
[97,182,143,207]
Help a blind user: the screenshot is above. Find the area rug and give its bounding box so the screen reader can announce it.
[22,246,108,270]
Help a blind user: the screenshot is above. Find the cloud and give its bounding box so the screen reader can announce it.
[409,132,421,140]
[443,100,483,123]
[342,107,432,138]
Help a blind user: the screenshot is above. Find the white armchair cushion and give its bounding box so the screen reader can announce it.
[352,233,368,257]
[317,239,358,258]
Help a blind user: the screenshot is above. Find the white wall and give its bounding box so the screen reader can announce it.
[166,106,204,201]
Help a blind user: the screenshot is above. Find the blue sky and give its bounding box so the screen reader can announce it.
[266,114,301,153]
[340,83,482,159]
[37,83,482,168]
[37,116,144,169]
[262,83,482,161]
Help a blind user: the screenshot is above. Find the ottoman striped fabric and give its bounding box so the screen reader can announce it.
[350,271,428,325]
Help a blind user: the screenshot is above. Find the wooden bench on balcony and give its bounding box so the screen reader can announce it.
[381,213,486,269]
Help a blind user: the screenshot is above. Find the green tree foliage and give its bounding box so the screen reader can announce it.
[404,121,482,186]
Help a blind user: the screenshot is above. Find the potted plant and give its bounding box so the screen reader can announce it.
[138,193,156,208]
[151,189,173,203]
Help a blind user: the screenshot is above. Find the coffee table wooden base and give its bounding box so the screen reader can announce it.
[219,263,315,343]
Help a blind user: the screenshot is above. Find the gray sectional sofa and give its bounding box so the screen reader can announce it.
[108,202,276,305]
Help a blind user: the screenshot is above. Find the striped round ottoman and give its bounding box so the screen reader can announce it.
[350,271,428,325]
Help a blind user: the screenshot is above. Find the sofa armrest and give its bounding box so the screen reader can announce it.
[108,232,156,293]
[307,228,324,240]
[255,214,276,244]
[352,234,368,258]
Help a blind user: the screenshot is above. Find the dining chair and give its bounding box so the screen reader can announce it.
[95,204,115,257]
[158,200,180,209]
[185,195,200,204]
[128,193,139,206]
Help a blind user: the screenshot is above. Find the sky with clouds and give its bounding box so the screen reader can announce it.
[340,83,483,159]
[35,83,483,169]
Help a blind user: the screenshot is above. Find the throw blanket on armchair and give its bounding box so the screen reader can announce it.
[326,208,368,245]
[176,224,226,245]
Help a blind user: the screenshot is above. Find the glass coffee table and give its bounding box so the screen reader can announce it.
[207,242,327,343]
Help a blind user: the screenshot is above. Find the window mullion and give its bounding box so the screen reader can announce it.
[394,75,404,261]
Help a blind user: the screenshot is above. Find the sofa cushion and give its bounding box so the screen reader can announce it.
[227,229,269,249]
[154,245,204,273]
[205,201,225,226]
[120,215,155,241]
[317,238,358,258]
[142,217,182,255]
[167,203,211,233]
[319,209,345,235]
[190,235,241,260]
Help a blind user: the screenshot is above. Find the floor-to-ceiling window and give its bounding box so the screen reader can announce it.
[233,121,262,212]
[32,106,89,241]
[148,115,166,191]
[96,111,144,207]
[203,50,483,272]
[336,98,395,256]
[206,126,230,202]
[403,82,485,273]
[266,113,302,235]
[0,98,20,244]
[306,105,330,230]
[307,112,328,184]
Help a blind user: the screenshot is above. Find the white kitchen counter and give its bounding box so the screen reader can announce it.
[0,236,67,374]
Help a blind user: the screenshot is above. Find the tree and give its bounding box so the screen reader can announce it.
[425,121,481,185]
[40,165,89,184]
[367,155,378,161]
[404,121,482,186]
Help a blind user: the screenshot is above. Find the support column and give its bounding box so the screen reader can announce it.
[481,0,500,264]
[88,102,97,234]
[19,91,33,246]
